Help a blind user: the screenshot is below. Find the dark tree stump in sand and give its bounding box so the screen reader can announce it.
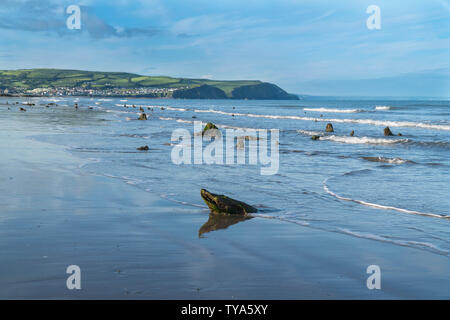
[200,189,257,215]
[202,122,219,136]
[384,127,394,136]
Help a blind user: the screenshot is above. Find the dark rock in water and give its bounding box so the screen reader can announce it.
[138,113,148,120]
[311,135,320,140]
[199,213,253,237]
[398,133,403,136]
[384,127,394,136]
[19,107,26,112]
[200,189,257,215]
[202,122,219,136]
[325,123,334,132]
[350,130,355,136]
[137,145,149,151]
[161,107,165,110]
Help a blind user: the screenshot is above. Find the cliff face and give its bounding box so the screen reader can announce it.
[231,83,299,100]
[172,85,228,99]
[173,82,299,100]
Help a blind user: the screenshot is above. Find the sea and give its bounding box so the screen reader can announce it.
[1,96,449,258]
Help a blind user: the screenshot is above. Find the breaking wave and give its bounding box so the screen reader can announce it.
[375,106,392,110]
[194,109,450,131]
[297,130,408,145]
[361,156,414,164]
[303,107,364,113]
[323,178,450,220]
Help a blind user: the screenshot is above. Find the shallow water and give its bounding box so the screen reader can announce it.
[2,96,449,258]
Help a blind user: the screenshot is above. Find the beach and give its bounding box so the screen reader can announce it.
[0,97,449,299]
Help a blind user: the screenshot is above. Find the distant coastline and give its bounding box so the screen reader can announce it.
[0,68,299,100]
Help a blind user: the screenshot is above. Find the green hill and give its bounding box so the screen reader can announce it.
[0,68,299,100]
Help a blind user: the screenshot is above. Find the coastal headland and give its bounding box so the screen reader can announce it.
[0,69,299,100]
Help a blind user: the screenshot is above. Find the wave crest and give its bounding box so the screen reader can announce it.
[297,130,407,145]
[361,156,414,164]
[195,109,450,131]
[303,107,363,113]
[375,106,392,110]
[323,178,450,220]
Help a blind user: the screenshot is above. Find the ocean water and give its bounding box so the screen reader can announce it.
[2,97,449,257]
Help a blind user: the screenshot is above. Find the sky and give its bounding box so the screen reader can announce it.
[0,0,449,97]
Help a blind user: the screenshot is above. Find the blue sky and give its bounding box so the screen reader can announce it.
[0,0,449,96]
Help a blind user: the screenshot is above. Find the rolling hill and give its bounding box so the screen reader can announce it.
[0,69,299,100]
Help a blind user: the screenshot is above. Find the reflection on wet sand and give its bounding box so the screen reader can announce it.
[198,213,253,237]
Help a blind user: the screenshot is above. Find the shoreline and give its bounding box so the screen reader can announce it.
[0,101,449,299]
[0,94,173,99]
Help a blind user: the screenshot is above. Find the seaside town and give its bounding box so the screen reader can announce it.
[1,86,184,97]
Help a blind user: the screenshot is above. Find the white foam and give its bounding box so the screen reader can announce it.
[336,228,449,257]
[297,130,407,145]
[304,107,363,113]
[159,116,176,121]
[163,106,188,112]
[105,109,133,114]
[251,213,310,226]
[194,109,450,131]
[159,194,207,208]
[323,178,450,220]
[158,116,273,132]
[297,129,323,136]
[375,106,392,110]
[321,135,407,145]
[362,156,411,164]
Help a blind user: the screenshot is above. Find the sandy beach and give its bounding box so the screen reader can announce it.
[0,102,448,299]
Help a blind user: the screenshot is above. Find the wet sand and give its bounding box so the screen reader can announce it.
[0,107,449,299]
